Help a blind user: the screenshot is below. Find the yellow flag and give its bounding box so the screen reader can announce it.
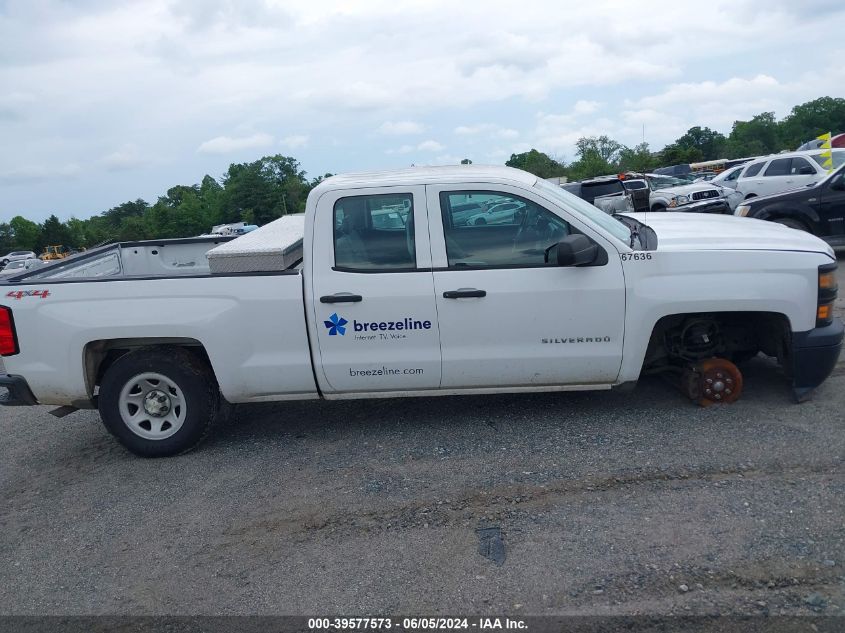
[817,131,832,149]
[822,155,833,170]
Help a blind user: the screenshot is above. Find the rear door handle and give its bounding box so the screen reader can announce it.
[320,293,363,304]
[443,289,486,299]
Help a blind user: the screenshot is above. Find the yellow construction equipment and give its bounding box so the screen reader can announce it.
[40,245,69,261]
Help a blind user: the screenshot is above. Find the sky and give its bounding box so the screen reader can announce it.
[1,0,844,223]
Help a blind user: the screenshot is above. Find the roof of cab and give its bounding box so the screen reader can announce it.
[314,165,538,193]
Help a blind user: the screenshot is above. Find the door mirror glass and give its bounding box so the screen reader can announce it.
[797,165,815,175]
[545,234,598,267]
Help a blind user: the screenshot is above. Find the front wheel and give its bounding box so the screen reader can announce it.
[98,347,220,457]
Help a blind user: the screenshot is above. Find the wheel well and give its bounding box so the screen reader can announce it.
[642,311,791,374]
[83,338,212,400]
[744,193,757,200]
[650,203,666,212]
[768,214,810,231]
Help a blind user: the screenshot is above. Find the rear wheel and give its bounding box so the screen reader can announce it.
[98,347,220,457]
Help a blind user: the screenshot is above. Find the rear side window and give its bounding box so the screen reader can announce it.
[724,167,741,181]
[790,157,815,174]
[333,194,416,271]
[743,162,764,177]
[764,158,791,177]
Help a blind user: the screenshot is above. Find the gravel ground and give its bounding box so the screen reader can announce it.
[0,265,844,617]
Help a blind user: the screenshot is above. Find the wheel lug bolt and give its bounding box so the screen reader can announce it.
[725,389,732,394]
[715,394,722,400]
[706,378,713,384]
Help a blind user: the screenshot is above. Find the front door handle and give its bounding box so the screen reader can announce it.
[320,293,363,304]
[443,288,486,299]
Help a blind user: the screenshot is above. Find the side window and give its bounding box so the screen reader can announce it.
[743,162,764,177]
[333,193,415,271]
[764,158,791,177]
[725,167,741,182]
[790,157,814,175]
[440,191,571,268]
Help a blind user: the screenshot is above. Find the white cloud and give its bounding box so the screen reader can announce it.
[573,100,602,115]
[454,124,519,139]
[101,144,147,171]
[378,121,424,135]
[388,140,445,154]
[197,133,274,154]
[0,163,81,186]
[281,134,309,149]
[417,140,445,152]
[1,0,844,220]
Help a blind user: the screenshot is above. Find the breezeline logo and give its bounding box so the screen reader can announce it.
[324,313,348,336]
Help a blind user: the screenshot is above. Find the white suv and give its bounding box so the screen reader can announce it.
[735,149,845,200]
[0,251,37,267]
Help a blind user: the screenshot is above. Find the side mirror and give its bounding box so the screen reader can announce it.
[831,177,845,191]
[797,165,815,175]
[545,234,598,267]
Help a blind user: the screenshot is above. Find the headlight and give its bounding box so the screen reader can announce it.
[668,195,689,208]
[735,204,750,217]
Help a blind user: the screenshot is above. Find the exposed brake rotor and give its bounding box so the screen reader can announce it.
[681,357,743,406]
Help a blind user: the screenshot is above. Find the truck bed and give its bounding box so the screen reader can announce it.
[3,215,306,284]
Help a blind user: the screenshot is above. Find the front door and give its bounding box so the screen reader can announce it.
[310,186,442,393]
[426,184,626,389]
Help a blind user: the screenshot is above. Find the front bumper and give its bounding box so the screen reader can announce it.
[674,199,732,214]
[791,319,844,402]
[0,374,38,406]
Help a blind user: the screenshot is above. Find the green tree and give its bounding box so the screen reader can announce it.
[672,126,727,161]
[660,143,704,166]
[618,143,658,173]
[9,216,40,251]
[505,149,566,178]
[575,136,624,164]
[779,97,845,149]
[725,112,781,158]
[38,214,72,252]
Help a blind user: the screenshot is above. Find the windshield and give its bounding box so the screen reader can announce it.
[812,150,845,170]
[534,178,631,243]
[647,175,689,189]
[6,261,25,269]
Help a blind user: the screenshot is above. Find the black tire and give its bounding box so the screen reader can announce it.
[651,204,666,212]
[475,217,487,225]
[772,217,809,232]
[98,347,220,457]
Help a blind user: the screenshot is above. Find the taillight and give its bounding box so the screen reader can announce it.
[0,306,19,356]
[0,306,20,356]
[817,263,838,328]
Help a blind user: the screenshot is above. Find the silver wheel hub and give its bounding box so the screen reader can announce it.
[144,389,171,417]
[118,372,187,440]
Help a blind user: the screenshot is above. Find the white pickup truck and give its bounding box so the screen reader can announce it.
[1,166,842,456]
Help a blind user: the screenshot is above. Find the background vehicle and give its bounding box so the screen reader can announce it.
[466,200,526,225]
[643,174,742,212]
[0,258,45,277]
[1,166,841,458]
[735,149,845,199]
[735,164,845,247]
[0,251,36,267]
[797,132,845,151]
[710,165,746,189]
[40,245,71,261]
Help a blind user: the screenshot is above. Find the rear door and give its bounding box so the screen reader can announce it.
[310,186,442,393]
[426,184,626,389]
